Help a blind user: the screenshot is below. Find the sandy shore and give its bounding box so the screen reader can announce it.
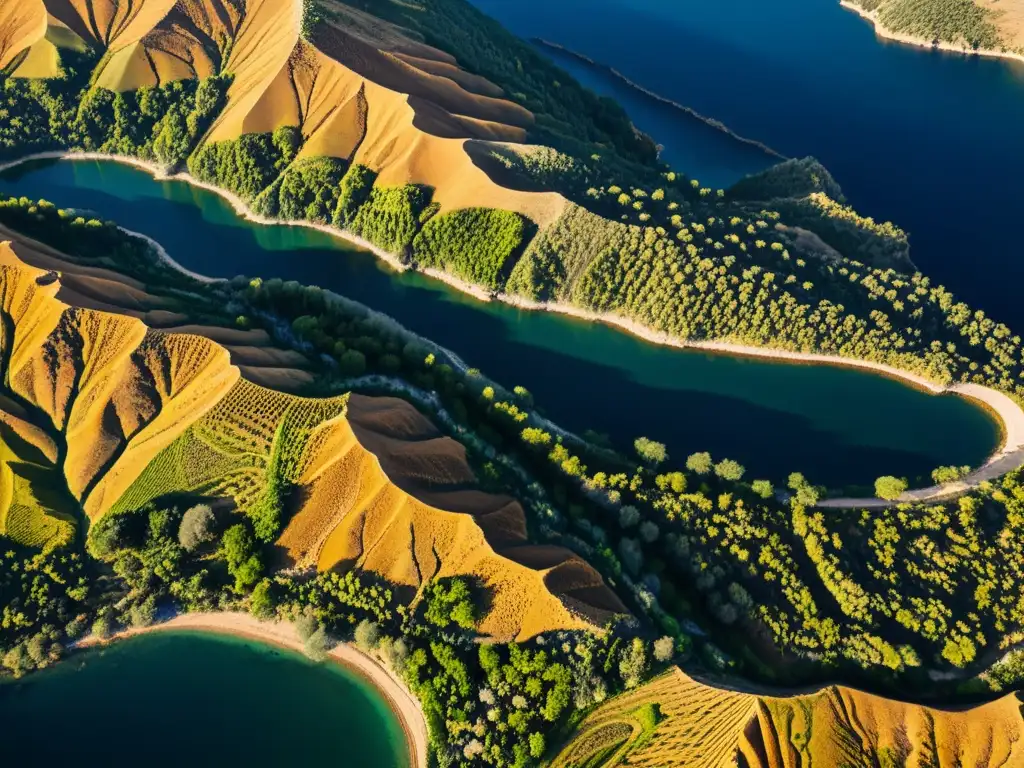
[4,150,1024,506]
[839,1,1024,66]
[78,611,428,768]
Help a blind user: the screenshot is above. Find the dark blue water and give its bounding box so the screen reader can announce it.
[536,46,777,188]
[0,158,999,490]
[475,0,1024,329]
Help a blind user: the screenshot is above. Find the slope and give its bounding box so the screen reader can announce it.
[0,243,622,640]
[553,667,1024,768]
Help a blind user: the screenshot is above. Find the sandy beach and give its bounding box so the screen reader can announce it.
[839,0,1024,66]
[4,150,1024,506]
[78,611,428,768]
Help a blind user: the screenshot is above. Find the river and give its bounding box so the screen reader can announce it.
[470,0,1024,331]
[0,631,408,766]
[0,158,997,490]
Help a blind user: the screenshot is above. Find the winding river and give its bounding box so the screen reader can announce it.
[0,158,998,490]
[471,0,1024,332]
[0,631,409,766]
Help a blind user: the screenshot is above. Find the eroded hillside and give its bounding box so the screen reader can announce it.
[553,667,1024,768]
[0,241,623,639]
[18,0,566,226]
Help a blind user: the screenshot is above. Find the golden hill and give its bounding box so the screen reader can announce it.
[0,241,623,639]
[22,0,566,227]
[553,667,1024,768]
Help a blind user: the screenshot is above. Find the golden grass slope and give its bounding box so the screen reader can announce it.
[4,0,567,227]
[0,0,47,71]
[553,667,1024,768]
[0,236,622,638]
[43,0,177,53]
[0,242,239,520]
[282,393,626,642]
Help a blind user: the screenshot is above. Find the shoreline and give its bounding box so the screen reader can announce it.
[3,150,1024,507]
[839,1,1024,66]
[531,38,787,163]
[77,611,428,768]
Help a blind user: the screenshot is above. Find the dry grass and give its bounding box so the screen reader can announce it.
[282,393,627,641]
[0,0,47,71]
[554,667,1024,767]
[7,0,570,227]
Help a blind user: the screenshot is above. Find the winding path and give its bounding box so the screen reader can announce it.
[820,383,1024,508]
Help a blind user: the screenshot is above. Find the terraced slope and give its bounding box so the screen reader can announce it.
[553,667,1024,768]
[28,0,566,226]
[0,242,622,639]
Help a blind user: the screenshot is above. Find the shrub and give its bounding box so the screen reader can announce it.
[686,452,713,475]
[178,504,215,551]
[634,437,668,466]
[874,476,908,501]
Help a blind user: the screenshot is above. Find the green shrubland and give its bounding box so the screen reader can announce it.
[413,207,530,289]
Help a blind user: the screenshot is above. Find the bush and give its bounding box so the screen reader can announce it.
[874,476,908,501]
[634,437,668,466]
[354,619,381,651]
[178,504,215,551]
[714,459,745,481]
[686,452,713,475]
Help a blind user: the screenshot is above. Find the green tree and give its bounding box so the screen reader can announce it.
[634,437,668,466]
[686,452,713,475]
[178,504,215,551]
[875,476,908,501]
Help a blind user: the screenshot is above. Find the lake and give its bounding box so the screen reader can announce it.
[471,0,1024,331]
[0,158,999,489]
[0,631,409,767]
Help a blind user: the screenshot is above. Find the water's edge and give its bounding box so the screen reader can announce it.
[75,612,427,768]
[1,151,1018,505]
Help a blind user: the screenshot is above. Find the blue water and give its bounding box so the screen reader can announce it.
[0,159,998,489]
[475,0,1024,329]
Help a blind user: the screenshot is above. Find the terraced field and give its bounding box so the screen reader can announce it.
[553,668,1024,767]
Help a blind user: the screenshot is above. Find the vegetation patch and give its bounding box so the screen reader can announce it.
[413,207,531,289]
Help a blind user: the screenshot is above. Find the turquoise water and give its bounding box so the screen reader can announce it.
[0,631,409,766]
[473,0,1024,330]
[0,158,999,488]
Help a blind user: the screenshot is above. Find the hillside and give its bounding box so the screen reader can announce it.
[0,241,623,639]
[553,667,1024,767]
[845,0,1024,56]
[34,0,568,226]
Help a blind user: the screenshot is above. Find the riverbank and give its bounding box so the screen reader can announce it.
[2,151,1021,504]
[78,611,428,768]
[839,0,1024,66]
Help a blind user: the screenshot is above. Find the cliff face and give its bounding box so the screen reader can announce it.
[0,241,623,639]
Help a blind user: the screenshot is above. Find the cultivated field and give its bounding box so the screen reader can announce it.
[553,667,1024,767]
